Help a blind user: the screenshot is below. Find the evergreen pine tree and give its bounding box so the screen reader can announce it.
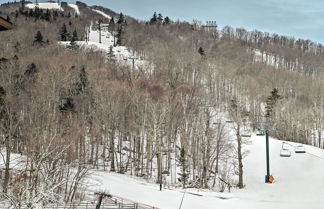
[44,9,51,21]
[198,47,205,56]
[33,31,43,45]
[59,23,70,41]
[108,45,115,59]
[59,97,75,112]
[69,29,79,49]
[150,12,157,24]
[108,16,116,33]
[53,10,58,20]
[6,15,10,22]
[24,63,38,77]
[71,67,88,95]
[265,88,281,118]
[79,67,88,91]
[163,16,170,25]
[157,13,163,24]
[28,9,34,17]
[117,12,124,25]
[71,29,78,42]
[116,27,123,46]
[177,147,190,188]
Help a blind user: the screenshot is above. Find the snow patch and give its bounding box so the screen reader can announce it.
[26,2,64,11]
[60,25,148,70]
[68,3,80,15]
[92,9,111,19]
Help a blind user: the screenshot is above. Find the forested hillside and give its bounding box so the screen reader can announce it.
[1,1,324,207]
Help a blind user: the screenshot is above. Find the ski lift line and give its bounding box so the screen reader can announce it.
[281,142,324,160]
[306,152,324,160]
[178,189,187,209]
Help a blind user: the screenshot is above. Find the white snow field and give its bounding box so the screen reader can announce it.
[87,135,324,209]
[68,3,80,15]
[92,9,111,19]
[25,2,64,11]
[64,24,148,69]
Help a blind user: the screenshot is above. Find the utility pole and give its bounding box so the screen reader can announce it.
[128,56,136,69]
[258,122,276,183]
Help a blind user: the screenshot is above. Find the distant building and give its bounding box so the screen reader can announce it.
[0,16,13,31]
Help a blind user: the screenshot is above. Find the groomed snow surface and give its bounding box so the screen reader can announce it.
[87,135,324,209]
[92,9,111,19]
[26,2,63,11]
[60,23,148,70]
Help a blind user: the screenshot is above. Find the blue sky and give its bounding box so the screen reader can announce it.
[2,0,324,43]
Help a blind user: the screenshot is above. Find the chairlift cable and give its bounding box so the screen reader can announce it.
[306,152,324,160]
[178,189,187,209]
[281,140,324,160]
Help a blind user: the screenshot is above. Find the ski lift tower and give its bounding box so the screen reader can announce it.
[257,122,276,183]
[202,21,218,39]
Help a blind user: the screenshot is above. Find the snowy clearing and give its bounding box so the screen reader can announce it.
[60,26,148,70]
[92,9,111,19]
[86,134,324,209]
[68,3,80,15]
[25,2,63,11]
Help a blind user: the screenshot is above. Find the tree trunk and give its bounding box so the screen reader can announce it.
[3,135,11,194]
[237,125,244,189]
[110,129,115,172]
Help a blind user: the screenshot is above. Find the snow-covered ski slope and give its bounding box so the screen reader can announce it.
[26,2,63,11]
[74,25,147,69]
[87,134,324,209]
[92,9,111,19]
[25,2,80,15]
[68,3,80,15]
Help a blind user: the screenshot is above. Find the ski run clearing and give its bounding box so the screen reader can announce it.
[68,3,80,15]
[25,2,64,11]
[87,134,324,209]
[61,23,148,70]
[36,7,324,209]
[92,9,111,19]
[25,2,80,15]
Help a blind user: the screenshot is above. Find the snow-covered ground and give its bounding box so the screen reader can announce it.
[92,9,111,19]
[26,2,64,11]
[61,23,148,70]
[87,134,324,209]
[68,3,80,15]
